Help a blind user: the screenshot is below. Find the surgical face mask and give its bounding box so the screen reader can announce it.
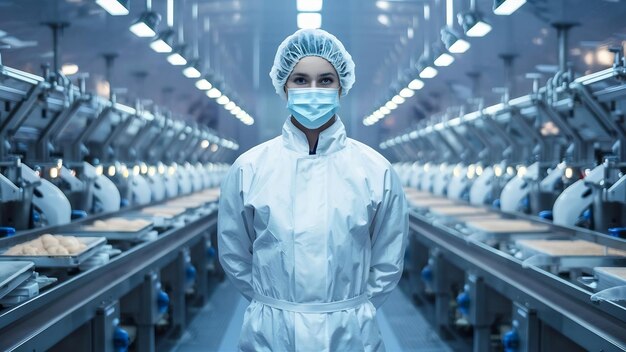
[287,88,340,129]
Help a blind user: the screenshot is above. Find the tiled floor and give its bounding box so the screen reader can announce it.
[170,281,453,352]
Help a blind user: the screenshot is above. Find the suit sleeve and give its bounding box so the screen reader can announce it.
[217,162,255,301]
[366,167,409,308]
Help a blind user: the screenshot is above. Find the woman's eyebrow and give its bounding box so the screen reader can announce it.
[291,72,310,78]
[318,72,337,78]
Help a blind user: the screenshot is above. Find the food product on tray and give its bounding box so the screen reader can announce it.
[89,218,151,231]
[4,234,87,256]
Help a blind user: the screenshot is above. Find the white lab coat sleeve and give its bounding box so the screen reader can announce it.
[367,167,409,308]
[218,162,255,301]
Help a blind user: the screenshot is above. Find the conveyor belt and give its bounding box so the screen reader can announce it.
[0,211,218,351]
[410,212,626,352]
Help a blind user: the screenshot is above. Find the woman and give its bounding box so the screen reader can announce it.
[218,28,408,351]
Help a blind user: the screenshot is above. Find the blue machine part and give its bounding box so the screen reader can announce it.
[207,246,216,258]
[71,210,88,220]
[456,291,470,316]
[113,325,130,352]
[492,198,501,209]
[120,198,129,207]
[0,227,16,237]
[538,210,553,220]
[502,329,520,352]
[185,263,197,285]
[157,289,170,315]
[609,227,626,239]
[421,264,433,283]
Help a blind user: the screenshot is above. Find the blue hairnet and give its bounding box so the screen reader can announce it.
[270,28,356,99]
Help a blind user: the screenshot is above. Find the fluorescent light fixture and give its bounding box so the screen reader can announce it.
[150,30,174,53]
[376,1,390,10]
[392,95,405,104]
[130,11,161,37]
[231,106,242,115]
[183,61,202,78]
[467,21,491,37]
[225,102,236,110]
[417,55,439,78]
[377,14,390,26]
[297,0,323,12]
[167,47,188,66]
[441,27,471,54]
[458,11,492,37]
[449,38,470,53]
[207,88,222,98]
[385,101,398,110]
[130,22,155,37]
[96,0,129,16]
[434,52,454,66]
[195,78,212,90]
[399,88,415,98]
[493,0,526,15]
[297,13,322,29]
[380,106,391,115]
[61,64,79,75]
[373,111,384,119]
[236,111,247,119]
[216,95,230,105]
[408,79,425,90]
[201,139,210,149]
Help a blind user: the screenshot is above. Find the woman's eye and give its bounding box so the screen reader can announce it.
[320,78,333,85]
[293,77,307,85]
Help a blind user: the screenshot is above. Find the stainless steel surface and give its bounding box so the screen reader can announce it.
[0,261,34,300]
[0,210,217,351]
[410,211,626,351]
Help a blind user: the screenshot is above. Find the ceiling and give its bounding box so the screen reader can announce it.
[0,0,625,153]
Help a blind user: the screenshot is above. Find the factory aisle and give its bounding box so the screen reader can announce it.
[170,280,452,352]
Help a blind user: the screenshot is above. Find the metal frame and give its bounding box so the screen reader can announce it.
[0,210,217,351]
[409,212,626,351]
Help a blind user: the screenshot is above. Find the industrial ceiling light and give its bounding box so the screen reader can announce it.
[441,27,470,53]
[195,77,212,90]
[493,0,526,15]
[417,56,438,78]
[297,13,322,29]
[419,66,438,78]
[380,106,391,115]
[385,101,398,110]
[433,45,455,66]
[183,60,202,78]
[207,88,222,98]
[150,29,175,53]
[399,87,415,98]
[408,78,425,90]
[392,95,405,105]
[130,11,161,37]
[96,0,129,16]
[458,10,492,37]
[376,1,390,10]
[61,63,79,75]
[216,95,230,105]
[225,101,236,110]
[231,107,242,115]
[297,0,323,12]
[167,45,188,65]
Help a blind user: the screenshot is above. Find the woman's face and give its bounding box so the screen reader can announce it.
[285,56,341,96]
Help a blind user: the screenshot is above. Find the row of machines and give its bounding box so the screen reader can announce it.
[385,49,626,351]
[0,61,236,351]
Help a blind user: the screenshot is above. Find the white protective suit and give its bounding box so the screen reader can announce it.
[218,116,408,351]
